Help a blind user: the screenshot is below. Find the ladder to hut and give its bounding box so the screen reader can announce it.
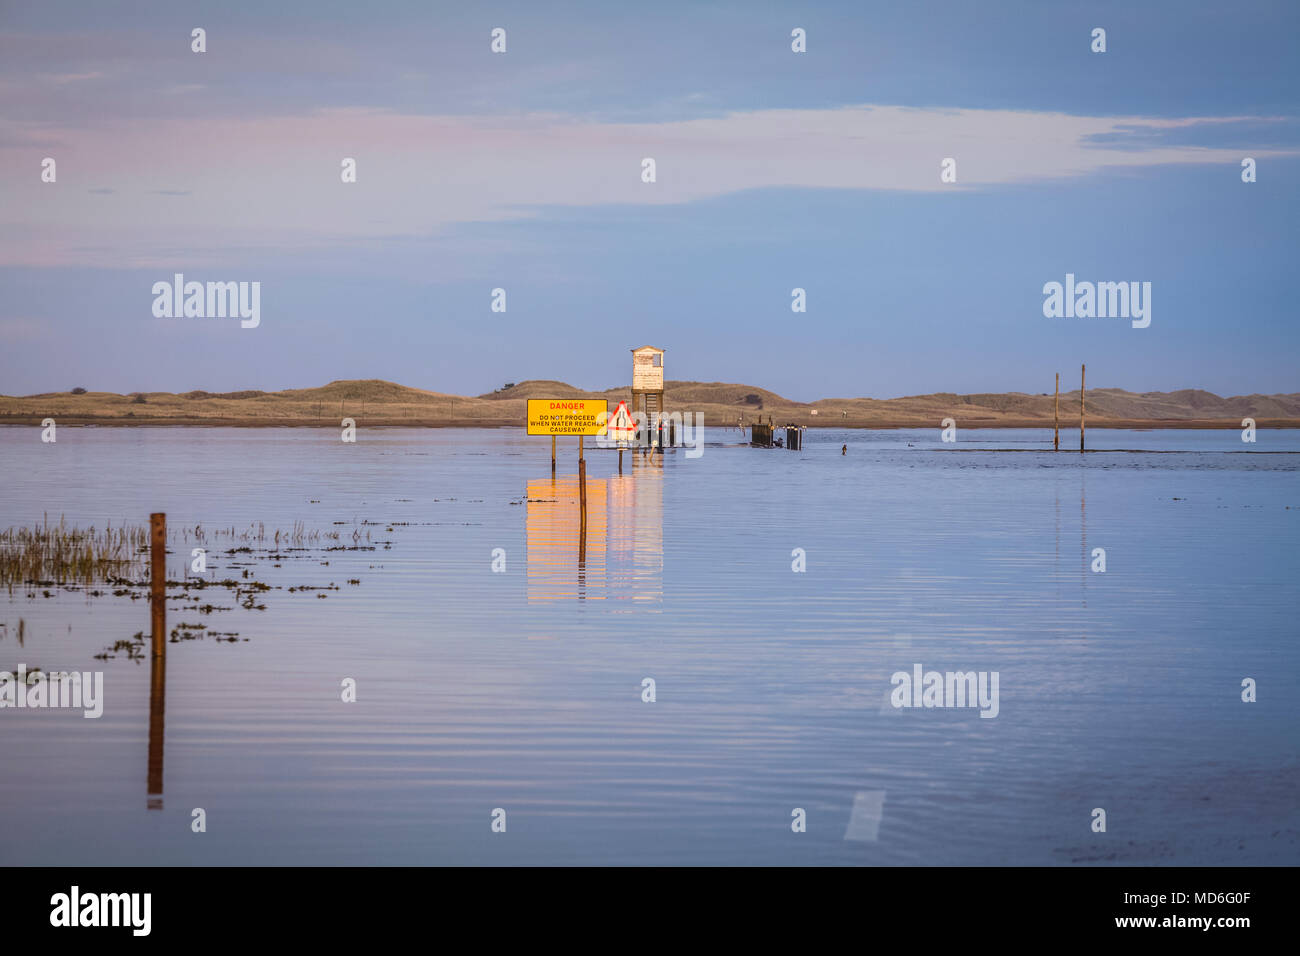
[640,392,663,445]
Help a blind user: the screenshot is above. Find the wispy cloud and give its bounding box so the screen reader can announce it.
[1,104,1292,268]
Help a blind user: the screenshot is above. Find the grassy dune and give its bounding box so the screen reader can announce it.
[1,378,1297,428]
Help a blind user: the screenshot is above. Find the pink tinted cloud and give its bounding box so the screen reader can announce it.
[0,104,1290,268]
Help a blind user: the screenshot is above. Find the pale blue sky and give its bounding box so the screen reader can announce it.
[1,0,1296,399]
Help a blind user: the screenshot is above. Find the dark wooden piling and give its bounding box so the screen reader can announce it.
[551,435,556,474]
[578,436,587,533]
[578,522,586,582]
[1054,373,1059,451]
[150,512,166,658]
[1080,364,1086,453]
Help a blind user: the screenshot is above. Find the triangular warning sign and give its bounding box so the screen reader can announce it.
[607,401,636,442]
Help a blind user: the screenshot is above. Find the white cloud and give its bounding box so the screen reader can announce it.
[0,104,1290,267]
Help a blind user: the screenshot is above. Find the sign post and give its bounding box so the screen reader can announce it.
[606,400,635,473]
[526,399,609,438]
[578,436,587,527]
[527,398,608,527]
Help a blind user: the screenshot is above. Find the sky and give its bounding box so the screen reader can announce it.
[1,0,1297,401]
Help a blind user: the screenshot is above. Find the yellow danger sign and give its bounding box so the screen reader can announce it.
[527,399,608,436]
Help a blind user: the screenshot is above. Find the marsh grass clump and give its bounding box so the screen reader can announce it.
[0,517,148,591]
[4,517,378,658]
[0,518,356,593]
[95,633,147,661]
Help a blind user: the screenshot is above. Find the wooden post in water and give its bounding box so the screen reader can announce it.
[618,447,623,474]
[1054,373,1059,451]
[551,435,556,474]
[150,512,166,658]
[1080,364,1086,453]
[578,436,587,530]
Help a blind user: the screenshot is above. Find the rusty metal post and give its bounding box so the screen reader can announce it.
[150,512,166,657]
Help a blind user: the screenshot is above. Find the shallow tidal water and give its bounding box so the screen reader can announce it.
[1,425,1297,866]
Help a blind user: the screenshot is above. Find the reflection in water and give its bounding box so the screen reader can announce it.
[527,455,663,604]
[147,649,165,810]
[608,455,663,606]
[1052,471,1090,620]
[147,551,166,811]
[1054,482,1060,604]
[527,475,605,601]
[1080,470,1087,609]
[3,427,1298,865]
[148,519,167,810]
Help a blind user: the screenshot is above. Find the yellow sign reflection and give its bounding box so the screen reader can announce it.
[526,454,663,604]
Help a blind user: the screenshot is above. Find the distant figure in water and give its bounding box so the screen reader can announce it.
[841,444,847,455]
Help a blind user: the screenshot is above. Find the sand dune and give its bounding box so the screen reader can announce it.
[2,378,1297,427]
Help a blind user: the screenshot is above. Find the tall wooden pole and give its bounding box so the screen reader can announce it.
[150,512,166,658]
[578,436,587,531]
[577,443,587,595]
[1080,364,1086,453]
[1054,373,1059,451]
[551,435,556,474]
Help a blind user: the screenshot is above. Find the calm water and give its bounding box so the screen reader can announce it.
[1,425,1297,865]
